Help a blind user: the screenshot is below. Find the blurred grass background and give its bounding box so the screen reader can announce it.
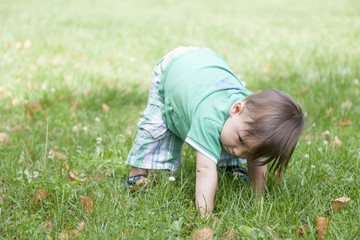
[0,0,359,239]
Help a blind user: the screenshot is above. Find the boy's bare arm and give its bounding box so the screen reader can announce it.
[196,151,218,217]
[247,157,267,195]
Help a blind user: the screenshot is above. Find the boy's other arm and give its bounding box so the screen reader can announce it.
[247,157,267,195]
[196,151,218,217]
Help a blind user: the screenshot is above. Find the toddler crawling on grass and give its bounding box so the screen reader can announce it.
[126,46,304,216]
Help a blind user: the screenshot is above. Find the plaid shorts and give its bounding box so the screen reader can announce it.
[126,46,247,172]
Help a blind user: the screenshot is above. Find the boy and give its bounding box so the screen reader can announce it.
[126,46,304,216]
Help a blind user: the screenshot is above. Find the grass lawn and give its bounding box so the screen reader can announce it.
[1,0,359,238]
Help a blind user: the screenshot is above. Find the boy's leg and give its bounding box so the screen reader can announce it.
[126,48,188,175]
[129,166,148,177]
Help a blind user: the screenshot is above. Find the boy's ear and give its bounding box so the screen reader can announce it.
[229,102,245,116]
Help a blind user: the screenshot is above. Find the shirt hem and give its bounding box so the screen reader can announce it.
[185,138,218,164]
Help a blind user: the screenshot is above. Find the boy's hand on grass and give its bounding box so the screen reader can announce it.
[195,151,218,217]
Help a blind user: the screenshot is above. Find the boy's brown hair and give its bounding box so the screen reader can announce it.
[243,89,304,172]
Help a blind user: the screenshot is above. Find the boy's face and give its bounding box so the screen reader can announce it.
[220,102,259,159]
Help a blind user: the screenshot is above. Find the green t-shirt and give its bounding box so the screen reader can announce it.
[159,49,252,163]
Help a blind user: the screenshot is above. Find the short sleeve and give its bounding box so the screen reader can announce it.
[185,117,223,163]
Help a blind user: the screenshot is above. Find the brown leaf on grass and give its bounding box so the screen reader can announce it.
[102,103,110,112]
[191,227,214,240]
[316,216,330,240]
[0,132,12,146]
[30,189,47,205]
[6,125,25,132]
[184,222,195,230]
[266,226,280,238]
[126,120,133,135]
[26,112,34,120]
[304,135,311,144]
[54,151,67,159]
[0,193,5,202]
[299,87,308,95]
[328,176,334,181]
[107,82,118,90]
[321,130,330,140]
[329,137,342,147]
[59,221,85,239]
[122,228,132,234]
[326,108,333,116]
[22,101,41,111]
[222,229,236,239]
[337,120,352,129]
[340,100,352,108]
[126,86,133,92]
[37,221,54,232]
[67,170,79,182]
[12,97,21,105]
[80,196,93,213]
[70,101,81,109]
[95,172,104,181]
[297,224,309,238]
[263,64,271,74]
[331,197,350,212]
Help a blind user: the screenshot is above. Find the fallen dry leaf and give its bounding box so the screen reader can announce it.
[80,196,93,213]
[22,101,41,111]
[68,170,79,182]
[326,108,333,116]
[299,87,308,95]
[12,97,21,105]
[297,224,309,238]
[30,189,47,205]
[37,221,54,232]
[95,172,104,181]
[107,82,118,89]
[340,100,352,108]
[26,112,34,120]
[0,133,12,146]
[304,135,311,142]
[191,227,214,240]
[102,103,110,112]
[321,130,330,140]
[266,226,280,238]
[329,137,342,147]
[337,120,352,128]
[54,151,67,160]
[222,229,236,240]
[59,221,85,239]
[331,197,350,212]
[263,64,271,74]
[67,170,79,182]
[316,216,330,240]
[122,228,132,234]
[126,120,133,135]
